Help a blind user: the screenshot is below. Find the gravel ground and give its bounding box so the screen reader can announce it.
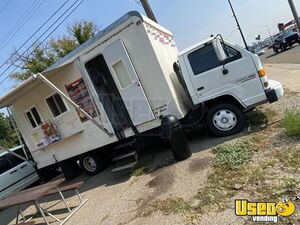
[1,63,299,225]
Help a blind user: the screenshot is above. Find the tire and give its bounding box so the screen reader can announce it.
[280,44,286,51]
[206,103,245,137]
[273,48,278,53]
[79,154,107,176]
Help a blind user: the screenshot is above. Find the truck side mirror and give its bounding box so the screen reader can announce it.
[212,38,228,64]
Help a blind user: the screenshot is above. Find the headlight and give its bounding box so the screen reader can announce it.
[283,39,286,43]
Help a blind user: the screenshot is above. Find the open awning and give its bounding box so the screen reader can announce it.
[0,63,73,108]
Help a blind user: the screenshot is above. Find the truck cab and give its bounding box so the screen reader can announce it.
[177,36,284,136]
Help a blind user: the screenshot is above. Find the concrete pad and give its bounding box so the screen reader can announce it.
[265,63,300,93]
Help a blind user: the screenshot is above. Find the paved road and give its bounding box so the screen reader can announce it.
[260,44,300,64]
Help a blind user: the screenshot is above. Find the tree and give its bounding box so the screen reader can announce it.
[68,21,98,45]
[0,113,19,149]
[10,20,99,82]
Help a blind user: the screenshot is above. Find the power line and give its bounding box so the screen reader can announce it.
[0,0,46,51]
[0,0,82,79]
[0,0,85,86]
[0,0,12,14]
[0,0,72,71]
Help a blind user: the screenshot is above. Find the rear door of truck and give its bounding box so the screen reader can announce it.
[103,39,155,126]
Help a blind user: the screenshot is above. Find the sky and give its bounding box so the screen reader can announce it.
[0,0,299,98]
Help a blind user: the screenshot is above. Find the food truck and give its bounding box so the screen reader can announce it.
[0,11,283,178]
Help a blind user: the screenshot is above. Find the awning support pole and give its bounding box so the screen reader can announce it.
[7,107,29,160]
[33,73,113,136]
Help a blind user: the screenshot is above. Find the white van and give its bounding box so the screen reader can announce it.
[0,146,39,199]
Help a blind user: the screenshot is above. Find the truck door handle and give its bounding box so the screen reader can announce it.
[20,165,27,169]
[197,87,204,91]
[10,170,17,174]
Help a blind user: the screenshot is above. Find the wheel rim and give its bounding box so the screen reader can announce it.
[82,157,97,172]
[213,109,237,131]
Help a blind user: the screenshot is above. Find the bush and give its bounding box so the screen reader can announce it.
[213,139,255,170]
[282,110,300,136]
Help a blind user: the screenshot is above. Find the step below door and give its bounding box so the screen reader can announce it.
[103,39,155,126]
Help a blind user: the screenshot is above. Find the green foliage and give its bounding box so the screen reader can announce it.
[49,37,78,59]
[151,198,192,215]
[213,139,255,170]
[275,147,300,171]
[68,21,98,44]
[132,166,149,177]
[0,113,19,149]
[10,20,98,82]
[282,110,300,136]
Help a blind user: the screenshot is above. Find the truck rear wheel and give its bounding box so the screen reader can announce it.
[206,103,245,137]
[79,154,107,176]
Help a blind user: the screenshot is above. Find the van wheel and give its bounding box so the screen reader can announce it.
[79,154,106,176]
[206,103,245,137]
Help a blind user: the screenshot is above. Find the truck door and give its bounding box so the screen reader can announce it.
[185,43,265,106]
[103,40,155,126]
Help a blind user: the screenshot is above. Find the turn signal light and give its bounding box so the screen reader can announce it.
[258,68,266,77]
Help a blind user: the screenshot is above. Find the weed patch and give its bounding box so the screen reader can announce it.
[213,139,256,170]
[151,198,192,215]
[132,166,149,177]
[275,147,300,171]
[282,110,300,136]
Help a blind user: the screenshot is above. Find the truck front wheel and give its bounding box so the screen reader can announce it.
[206,103,245,137]
[79,154,107,176]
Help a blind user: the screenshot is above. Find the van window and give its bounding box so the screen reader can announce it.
[6,149,26,167]
[188,44,221,75]
[224,45,242,63]
[25,107,43,128]
[46,93,67,117]
[0,155,13,174]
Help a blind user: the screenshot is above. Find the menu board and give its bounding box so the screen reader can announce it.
[65,78,97,122]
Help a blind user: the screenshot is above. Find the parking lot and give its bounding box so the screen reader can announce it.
[261,43,300,64]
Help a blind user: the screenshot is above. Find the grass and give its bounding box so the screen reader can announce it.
[132,166,149,177]
[212,139,256,170]
[146,129,300,220]
[274,147,300,171]
[151,198,192,215]
[282,110,300,136]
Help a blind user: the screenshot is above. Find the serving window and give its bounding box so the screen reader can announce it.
[25,107,43,128]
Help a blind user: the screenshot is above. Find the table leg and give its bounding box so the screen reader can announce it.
[75,189,83,203]
[15,205,20,224]
[35,200,50,225]
[56,187,71,212]
[19,208,26,222]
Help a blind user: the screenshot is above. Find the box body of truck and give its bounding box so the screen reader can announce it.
[0,12,191,170]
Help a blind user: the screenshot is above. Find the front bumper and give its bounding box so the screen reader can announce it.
[265,79,284,103]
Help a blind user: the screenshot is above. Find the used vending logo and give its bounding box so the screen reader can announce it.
[235,199,296,223]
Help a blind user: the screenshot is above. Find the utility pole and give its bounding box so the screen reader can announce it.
[287,0,300,32]
[140,0,157,23]
[228,0,249,50]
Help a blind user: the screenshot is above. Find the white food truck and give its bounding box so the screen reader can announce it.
[0,11,283,178]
